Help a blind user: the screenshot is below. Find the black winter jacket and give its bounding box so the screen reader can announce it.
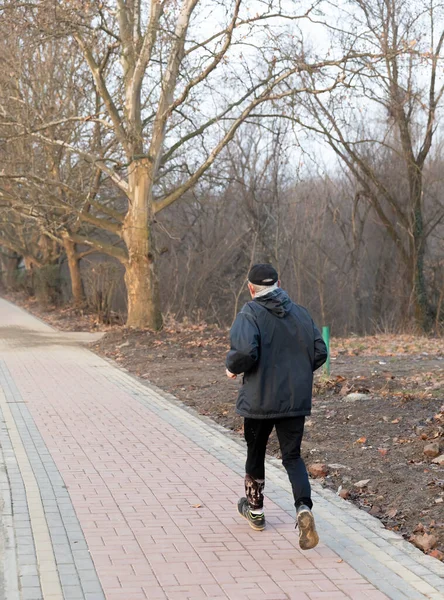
[226,289,328,419]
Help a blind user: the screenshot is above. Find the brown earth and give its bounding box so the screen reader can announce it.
[4,293,444,560]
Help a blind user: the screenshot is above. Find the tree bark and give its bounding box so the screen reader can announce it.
[22,256,36,295]
[412,208,430,331]
[63,237,84,306]
[407,169,431,331]
[0,252,19,289]
[122,159,162,329]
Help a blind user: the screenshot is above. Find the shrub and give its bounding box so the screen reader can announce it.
[83,262,120,323]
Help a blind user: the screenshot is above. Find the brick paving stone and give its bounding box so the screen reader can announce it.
[1,299,443,600]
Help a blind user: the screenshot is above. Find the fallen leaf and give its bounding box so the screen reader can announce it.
[354,479,371,489]
[429,549,444,561]
[356,437,367,444]
[410,533,437,552]
[424,443,440,458]
[369,505,381,516]
[378,448,389,457]
[309,463,329,478]
[391,418,400,424]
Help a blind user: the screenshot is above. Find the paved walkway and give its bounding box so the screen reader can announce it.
[0,299,443,600]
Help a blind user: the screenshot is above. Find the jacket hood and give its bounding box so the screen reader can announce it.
[253,288,292,318]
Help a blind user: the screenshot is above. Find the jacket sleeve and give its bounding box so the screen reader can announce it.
[226,309,260,375]
[313,322,328,371]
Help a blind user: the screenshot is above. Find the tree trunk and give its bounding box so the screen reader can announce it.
[63,237,84,306]
[407,248,430,332]
[122,159,162,330]
[23,256,36,295]
[0,252,19,289]
[413,223,429,330]
[409,172,431,331]
[351,261,361,333]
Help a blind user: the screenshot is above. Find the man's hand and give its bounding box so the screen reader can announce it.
[226,368,237,379]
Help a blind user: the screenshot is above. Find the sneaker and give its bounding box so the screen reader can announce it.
[296,505,319,550]
[237,497,266,531]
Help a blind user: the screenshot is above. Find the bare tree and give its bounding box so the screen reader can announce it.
[0,13,123,305]
[285,0,444,330]
[0,0,370,328]
[145,128,444,332]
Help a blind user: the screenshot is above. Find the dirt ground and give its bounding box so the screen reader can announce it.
[5,293,444,560]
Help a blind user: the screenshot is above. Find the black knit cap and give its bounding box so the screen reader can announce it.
[248,263,278,286]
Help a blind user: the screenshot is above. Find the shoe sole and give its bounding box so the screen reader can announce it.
[237,507,266,531]
[298,510,319,550]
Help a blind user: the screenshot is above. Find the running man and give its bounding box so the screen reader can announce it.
[226,264,327,550]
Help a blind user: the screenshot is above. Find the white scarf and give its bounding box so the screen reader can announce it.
[252,282,279,298]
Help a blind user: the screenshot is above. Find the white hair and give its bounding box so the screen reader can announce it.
[249,281,279,297]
